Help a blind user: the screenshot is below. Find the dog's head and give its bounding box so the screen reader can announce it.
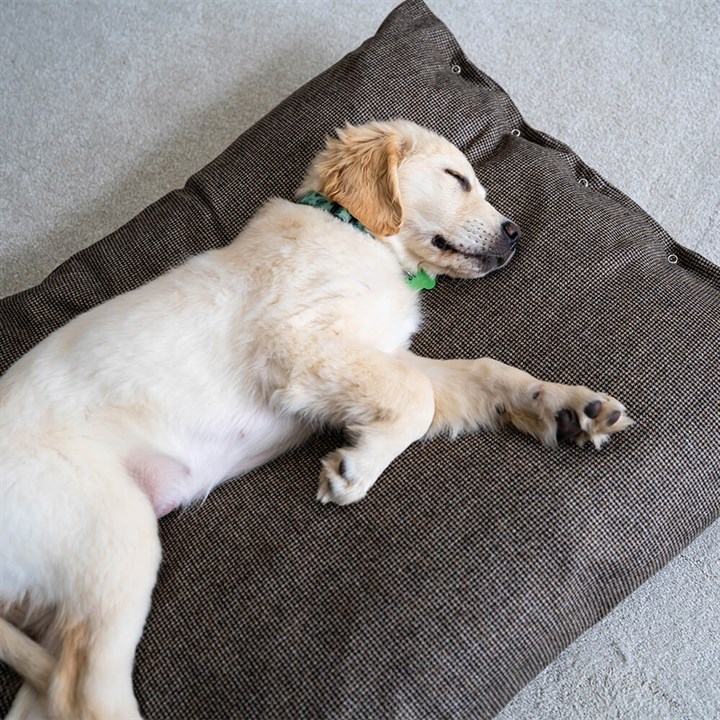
[299,120,519,279]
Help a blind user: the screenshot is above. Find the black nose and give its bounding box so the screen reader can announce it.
[501,220,521,246]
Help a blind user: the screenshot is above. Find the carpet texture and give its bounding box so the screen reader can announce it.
[3,4,718,717]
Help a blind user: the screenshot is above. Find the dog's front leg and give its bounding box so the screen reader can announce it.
[274,345,435,505]
[402,354,632,448]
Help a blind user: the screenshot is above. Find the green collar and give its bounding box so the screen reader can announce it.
[297,191,436,291]
[298,191,370,235]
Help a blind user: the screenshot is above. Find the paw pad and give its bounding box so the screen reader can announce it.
[556,408,581,442]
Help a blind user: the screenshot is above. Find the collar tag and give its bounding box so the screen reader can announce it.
[407,268,436,291]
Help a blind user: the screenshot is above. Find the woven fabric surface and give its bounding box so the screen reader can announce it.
[1,1,718,718]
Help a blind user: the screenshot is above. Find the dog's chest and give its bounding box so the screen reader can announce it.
[295,262,422,354]
[337,285,420,352]
[242,204,424,354]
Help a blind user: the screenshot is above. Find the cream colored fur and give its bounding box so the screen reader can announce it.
[0,120,631,719]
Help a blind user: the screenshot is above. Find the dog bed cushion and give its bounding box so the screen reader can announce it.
[1,0,718,717]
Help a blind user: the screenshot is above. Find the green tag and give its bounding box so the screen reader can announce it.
[407,268,436,290]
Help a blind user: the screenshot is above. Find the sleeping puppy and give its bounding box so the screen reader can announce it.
[0,120,632,719]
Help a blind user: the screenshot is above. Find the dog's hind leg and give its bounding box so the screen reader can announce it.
[50,486,160,720]
[2,450,160,720]
[402,353,632,448]
[275,344,435,505]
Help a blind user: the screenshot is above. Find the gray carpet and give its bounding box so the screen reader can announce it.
[1,0,718,717]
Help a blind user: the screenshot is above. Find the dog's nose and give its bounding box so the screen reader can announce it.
[501,220,521,247]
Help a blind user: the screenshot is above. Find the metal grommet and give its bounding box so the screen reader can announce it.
[578,178,589,187]
[511,129,521,137]
[667,254,678,264]
[451,64,462,75]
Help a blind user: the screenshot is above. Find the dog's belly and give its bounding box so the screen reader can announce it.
[125,409,309,517]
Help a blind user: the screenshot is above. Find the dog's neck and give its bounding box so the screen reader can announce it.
[296,191,435,291]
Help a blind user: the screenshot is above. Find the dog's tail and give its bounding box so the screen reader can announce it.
[0,616,55,694]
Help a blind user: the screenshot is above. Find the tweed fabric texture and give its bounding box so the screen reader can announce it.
[1,1,718,718]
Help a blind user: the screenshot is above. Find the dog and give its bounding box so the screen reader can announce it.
[0,119,632,719]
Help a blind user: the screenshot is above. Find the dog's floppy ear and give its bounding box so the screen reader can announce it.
[315,123,404,237]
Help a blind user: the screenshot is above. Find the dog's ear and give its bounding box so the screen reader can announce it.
[316,124,404,237]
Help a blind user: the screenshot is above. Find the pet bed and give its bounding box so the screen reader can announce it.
[1,1,718,717]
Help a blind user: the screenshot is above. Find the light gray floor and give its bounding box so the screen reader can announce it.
[1,1,718,717]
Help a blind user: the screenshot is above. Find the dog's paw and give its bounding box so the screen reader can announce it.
[508,382,633,449]
[552,388,633,448]
[316,450,369,506]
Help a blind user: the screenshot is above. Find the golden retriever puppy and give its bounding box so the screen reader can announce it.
[0,120,631,719]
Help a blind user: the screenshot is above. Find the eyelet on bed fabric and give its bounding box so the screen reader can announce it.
[511,129,521,137]
[451,64,461,75]
[578,177,589,187]
[668,254,679,264]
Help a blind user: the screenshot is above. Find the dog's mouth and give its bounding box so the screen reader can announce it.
[431,233,515,277]
[470,248,516,277]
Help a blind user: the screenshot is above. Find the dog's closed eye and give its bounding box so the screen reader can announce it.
[444,168,471,192]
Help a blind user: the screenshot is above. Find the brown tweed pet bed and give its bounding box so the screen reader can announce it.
[1,1,718,717]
